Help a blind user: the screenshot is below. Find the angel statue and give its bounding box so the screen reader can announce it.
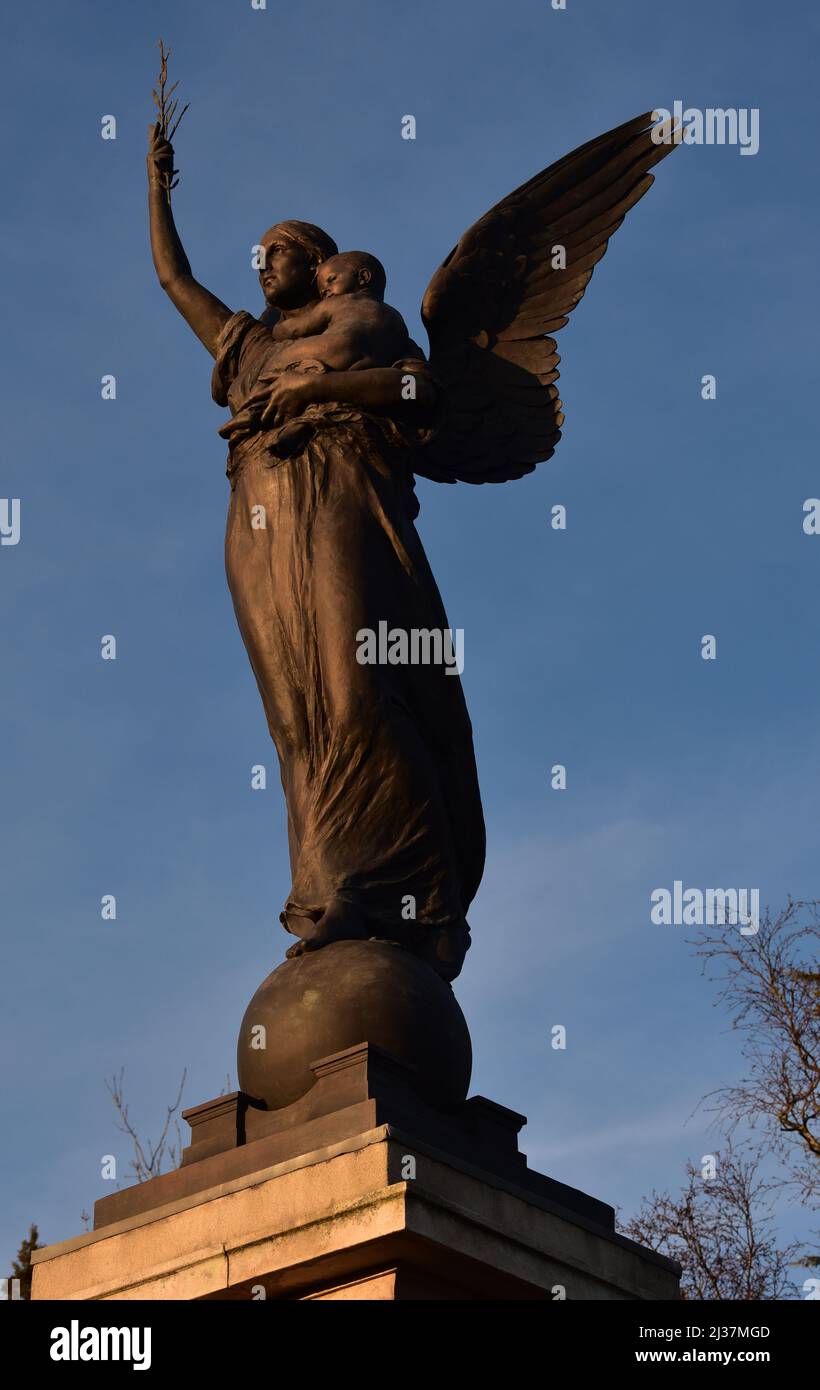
[147,108,676,984]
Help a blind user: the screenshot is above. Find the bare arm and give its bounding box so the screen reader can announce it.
[261,367,437,429]
[272,301,332,341]
[147,124,232,358]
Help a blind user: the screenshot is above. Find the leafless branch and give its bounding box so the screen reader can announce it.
[105,1066,188,1183]
[621,1142,800,1300]
[687,898,820,1206]
[152,39,189,203]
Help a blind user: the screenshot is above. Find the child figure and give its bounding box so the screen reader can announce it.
[221,251,423,448]
[270,251,415,370]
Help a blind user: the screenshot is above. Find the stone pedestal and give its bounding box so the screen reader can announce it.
[31,1044,679,1300]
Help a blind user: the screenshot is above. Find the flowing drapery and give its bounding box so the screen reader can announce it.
[213,311,485,957]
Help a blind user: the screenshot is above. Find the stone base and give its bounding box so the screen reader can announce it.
[31,1045,678,1301]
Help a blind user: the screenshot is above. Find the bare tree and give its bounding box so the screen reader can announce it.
[626,898,819,1289]
[690,898,819,1213]
[622,1144,800,1300]
[106,1068,187,1183]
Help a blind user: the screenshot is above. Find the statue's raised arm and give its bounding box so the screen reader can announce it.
[147,122,233,358]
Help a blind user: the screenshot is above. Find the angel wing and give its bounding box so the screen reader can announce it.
[418,111,678,484]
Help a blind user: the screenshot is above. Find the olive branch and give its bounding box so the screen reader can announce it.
[152,39,189,204]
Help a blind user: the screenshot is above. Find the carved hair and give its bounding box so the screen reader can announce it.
[264,220,339,270]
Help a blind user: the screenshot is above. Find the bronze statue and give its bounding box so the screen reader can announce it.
[147,98,676,988]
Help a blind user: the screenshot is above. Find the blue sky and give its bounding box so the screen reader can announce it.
[2,0,818,1286]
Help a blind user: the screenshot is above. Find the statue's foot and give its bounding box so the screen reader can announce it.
[284,901,369,958]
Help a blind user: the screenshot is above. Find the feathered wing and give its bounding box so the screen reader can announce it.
[418,111,678,484]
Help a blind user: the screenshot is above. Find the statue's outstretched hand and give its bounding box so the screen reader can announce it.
[147,122,176,190]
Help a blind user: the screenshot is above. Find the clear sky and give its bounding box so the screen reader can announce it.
[2,0,818,1286]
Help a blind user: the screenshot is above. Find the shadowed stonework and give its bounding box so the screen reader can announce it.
[237,940,473,1111]
[33,1044,679,1301]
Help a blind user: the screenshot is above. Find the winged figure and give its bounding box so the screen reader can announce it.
[420,110,675,483]
[147,108,677,981]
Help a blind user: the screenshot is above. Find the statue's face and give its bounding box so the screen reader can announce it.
[316,255,366,299]
[258,230,317,309]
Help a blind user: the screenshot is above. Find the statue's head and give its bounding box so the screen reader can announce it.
[258,220,339,310]
[316,251,387,302]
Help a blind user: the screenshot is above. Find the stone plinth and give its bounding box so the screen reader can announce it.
[31,1045,679,1301]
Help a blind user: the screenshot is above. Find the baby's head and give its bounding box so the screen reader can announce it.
[316,251,386,301]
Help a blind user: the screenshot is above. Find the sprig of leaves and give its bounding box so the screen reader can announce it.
[152,39,189,201]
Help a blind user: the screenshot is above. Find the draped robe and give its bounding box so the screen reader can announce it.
[213,310,485,957]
